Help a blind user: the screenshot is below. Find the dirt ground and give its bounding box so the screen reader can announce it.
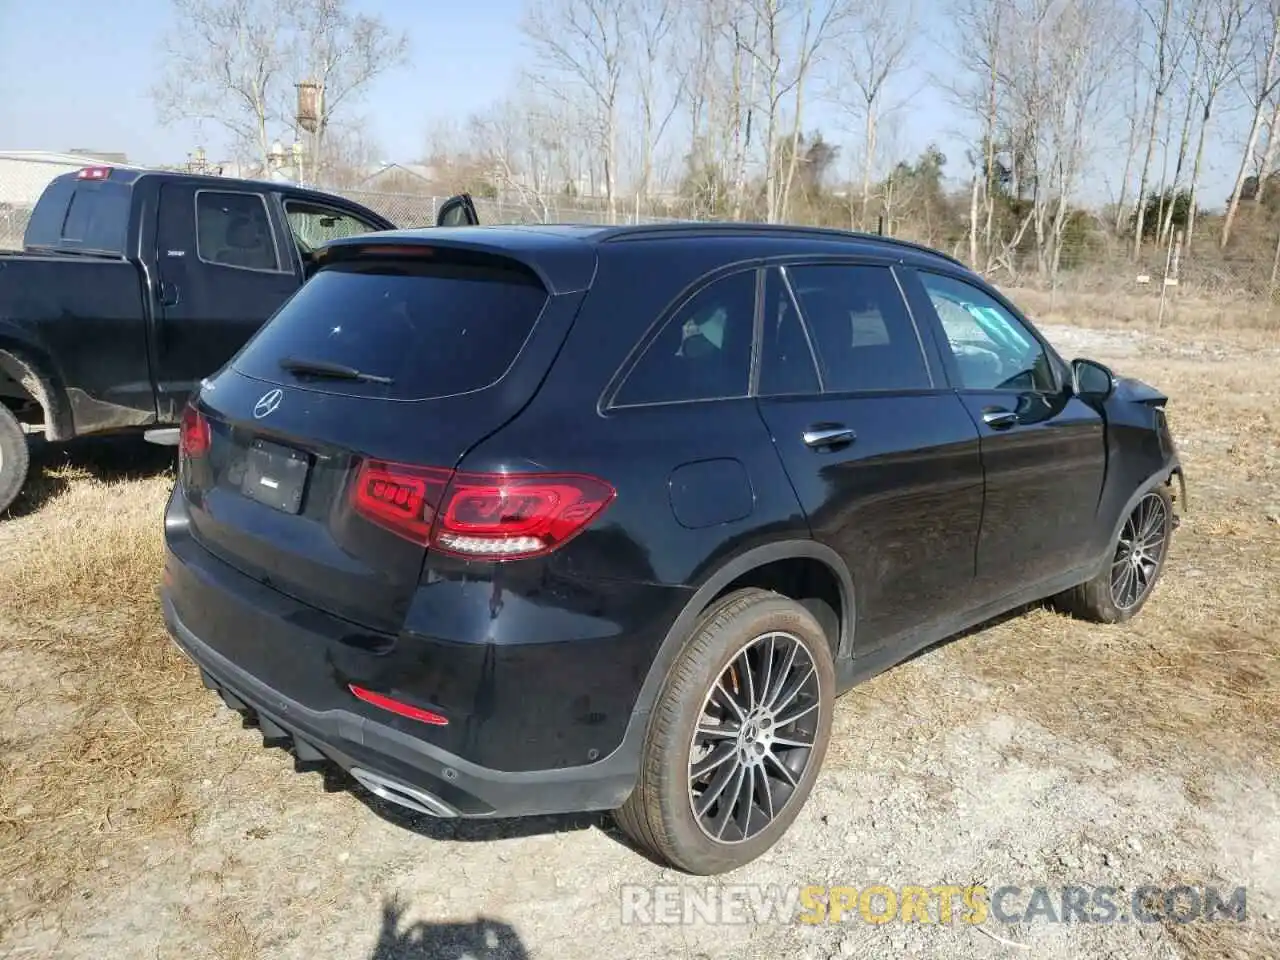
[1,313,1278,960]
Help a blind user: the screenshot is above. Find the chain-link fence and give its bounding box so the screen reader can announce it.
[331,187,688,229]
[3,153,1279,328]
[0,156,687,251]
[0,153,102,249]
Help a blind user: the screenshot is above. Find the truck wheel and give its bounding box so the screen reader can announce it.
[1052,484,1174,624]
[614,588,835,875]
[0,403,30,516]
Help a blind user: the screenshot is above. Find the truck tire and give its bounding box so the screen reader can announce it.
[0,404,29,516]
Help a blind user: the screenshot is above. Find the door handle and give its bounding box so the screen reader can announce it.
[157,280,180,307]
[982,408,1019,429]
[803,425,856,449]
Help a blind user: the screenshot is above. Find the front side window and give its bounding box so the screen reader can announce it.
[284,200,382,254]
[195,191,280,272]
[916,271,1056,392]
[613,270,757,406]
[785,264,932,393]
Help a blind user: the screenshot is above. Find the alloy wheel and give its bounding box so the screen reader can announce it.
[687,630,822,844]
[1110,492,1170,611]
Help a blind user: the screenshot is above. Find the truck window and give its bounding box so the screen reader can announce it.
[25,178,132,255]
[284,200,383,255]
[194,190,281,273]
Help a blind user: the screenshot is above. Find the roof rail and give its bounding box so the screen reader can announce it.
[595,221,971,269]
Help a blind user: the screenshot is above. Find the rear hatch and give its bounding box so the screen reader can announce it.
[179,237,592,633]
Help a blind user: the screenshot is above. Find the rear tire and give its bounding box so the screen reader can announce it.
[1053,484,1174,624]
[614,588,835,875]
[0,404,29,516]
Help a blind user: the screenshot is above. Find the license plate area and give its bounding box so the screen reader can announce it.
[241,439,310,514]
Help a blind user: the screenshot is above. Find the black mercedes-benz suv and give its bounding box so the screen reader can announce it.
[160,222,1185,875]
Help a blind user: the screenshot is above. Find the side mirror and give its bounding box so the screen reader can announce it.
[1072,358,1116,400]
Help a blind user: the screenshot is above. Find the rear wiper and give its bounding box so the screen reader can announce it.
[278,356,395,385]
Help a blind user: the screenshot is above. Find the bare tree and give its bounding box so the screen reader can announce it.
[836,0,918,231]
[281,0,408,185]
[153,0,288,169]
[1040,0,1130,276]
[1184,0,1253,247]
[740,0,846,223]
[1114,4,1151,232]
[1222,0,1280,246]
[320,122,382,187]
[522,0,627,224]
[945,0,1031,273]
[725,7,764,219]
[669,1,752,219]
[1254,96,1280,202]
[1159,0,1207,245]
[154,0,406,182]
[469,95,581,223]
[625,0,687,215]
[1132,0,1191,258]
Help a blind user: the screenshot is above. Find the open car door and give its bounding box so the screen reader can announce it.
[436,193,479,226]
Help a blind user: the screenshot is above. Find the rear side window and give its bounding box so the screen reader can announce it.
[233,256,549,401]
[613,270,756,406]
[786,264,932,392]
[195,191,280,272]
[759,267,820,396]
[25,178,131,254]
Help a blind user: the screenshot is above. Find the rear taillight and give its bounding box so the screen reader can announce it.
[179,404,211,458]
[350,460,615,561]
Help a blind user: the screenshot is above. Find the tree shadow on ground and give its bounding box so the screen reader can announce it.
[368,896,529,960]
[5,434,175,518]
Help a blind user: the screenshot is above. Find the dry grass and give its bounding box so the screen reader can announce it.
[1009,285,1280,338]
[0,440,204,937]
[962,350,1280,776]
[0,337,1277,958]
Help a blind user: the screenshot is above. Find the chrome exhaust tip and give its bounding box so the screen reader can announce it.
[349,768,459,817]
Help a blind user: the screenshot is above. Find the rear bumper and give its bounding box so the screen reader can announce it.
[162,588,644,818]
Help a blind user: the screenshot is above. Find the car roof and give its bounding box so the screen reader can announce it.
[320,222,973,295]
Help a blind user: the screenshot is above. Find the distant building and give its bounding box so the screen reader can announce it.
[68,148,130,164]
[0,150,130,206]
[356,162,452,194]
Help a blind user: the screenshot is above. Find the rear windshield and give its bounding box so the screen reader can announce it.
[232,256,550,401]
[25,177,132,255]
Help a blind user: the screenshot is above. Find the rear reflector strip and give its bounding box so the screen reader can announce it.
[349,684,448,726]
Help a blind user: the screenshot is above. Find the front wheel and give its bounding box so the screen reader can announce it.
[1053,484,1174,624]
[0,404,30,516]
[614,588,835,875]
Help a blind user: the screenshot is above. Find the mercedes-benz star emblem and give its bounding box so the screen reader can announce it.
[253,388,283,419]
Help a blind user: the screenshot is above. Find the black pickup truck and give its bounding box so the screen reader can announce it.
[0,165,479,513]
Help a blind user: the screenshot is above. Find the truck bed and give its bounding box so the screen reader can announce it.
[0,253,154,434]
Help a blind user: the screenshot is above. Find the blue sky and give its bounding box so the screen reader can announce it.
[0,0,526,164]
[0,0,1245,206]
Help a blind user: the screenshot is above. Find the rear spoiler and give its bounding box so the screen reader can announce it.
[314,230,596,295]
